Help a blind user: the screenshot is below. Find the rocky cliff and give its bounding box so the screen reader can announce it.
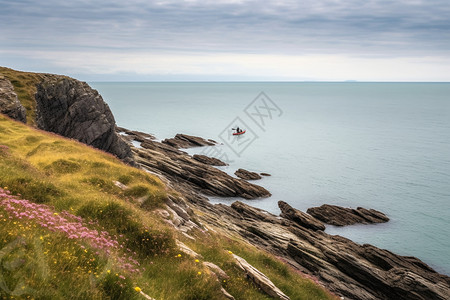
[35,77,133,164]
[0,75,26,123]
[0,68,133,164]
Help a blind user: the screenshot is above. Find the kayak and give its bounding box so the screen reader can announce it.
[233,130,246,136]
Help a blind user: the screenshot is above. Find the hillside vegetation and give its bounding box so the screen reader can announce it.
[0,114,336,299]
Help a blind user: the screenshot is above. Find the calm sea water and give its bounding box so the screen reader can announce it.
[90,82,450,275]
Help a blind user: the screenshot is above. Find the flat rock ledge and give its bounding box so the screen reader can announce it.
[162,133,217,149]
[232,253,290,300]
[234,168,262,180]
[193,154,227,166]
[307,204,389,226]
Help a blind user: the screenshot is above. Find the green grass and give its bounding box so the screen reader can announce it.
[0,110,338,299]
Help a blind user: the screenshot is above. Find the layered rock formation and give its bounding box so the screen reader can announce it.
[123,130,271,199]
[186,200,450,300]
[162,133,217,148]
[307,204,390,226]
[35,77,134,164]
[278,201,325,231]
[193,154,227,166]
[0,76,26,123]
[234,168,262,180]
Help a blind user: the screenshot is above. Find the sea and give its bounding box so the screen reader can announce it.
[90,82,450,275]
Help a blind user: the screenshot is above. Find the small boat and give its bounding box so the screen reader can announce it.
[233,130,246,136]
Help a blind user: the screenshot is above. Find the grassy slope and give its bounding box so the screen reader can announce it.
[0,70,337,299]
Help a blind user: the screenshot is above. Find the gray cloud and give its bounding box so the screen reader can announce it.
[1,0,449,78]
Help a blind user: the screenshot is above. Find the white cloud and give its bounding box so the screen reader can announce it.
[3,48,448,81]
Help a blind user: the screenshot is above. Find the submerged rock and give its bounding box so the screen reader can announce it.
[234,168,262,180]
[307,204,389,226]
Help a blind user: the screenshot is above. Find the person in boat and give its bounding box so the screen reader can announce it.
[235,127,240,133]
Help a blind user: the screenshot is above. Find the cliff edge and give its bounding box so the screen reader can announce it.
[0,67,133,164]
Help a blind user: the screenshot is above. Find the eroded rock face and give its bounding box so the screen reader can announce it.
[35,77,134,164]
[0,76,26,123]
[307,204,389,226]
[234,168,262,180]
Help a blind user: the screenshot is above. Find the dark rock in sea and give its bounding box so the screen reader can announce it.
[193,154,228,166]
[260,173,271,176]
[278,201,325,231]
[0,76,26,123]
[235,168,262,180]
[35,77,134,164]
[307,204,389,226]
[162,133,216,149]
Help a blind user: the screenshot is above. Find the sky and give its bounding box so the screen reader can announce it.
[1,0,449,81]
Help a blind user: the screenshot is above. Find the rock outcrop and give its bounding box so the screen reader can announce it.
[35,77,134,164]
[162,133,216,148]
[278,201,325,231]
[122,129,271,199]
[232,253,290,300]
[193,154,227,166]
[0,76,26,123]
[234,168,262,180]
[307,204,389,226]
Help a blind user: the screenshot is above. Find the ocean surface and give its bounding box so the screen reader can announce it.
[90,82,450,275]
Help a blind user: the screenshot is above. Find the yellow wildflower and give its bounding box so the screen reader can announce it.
[228,251,233,254]
[177,254,182,257]
[134,287,141,292]
[197,271,202,275]
[195,259,199,263]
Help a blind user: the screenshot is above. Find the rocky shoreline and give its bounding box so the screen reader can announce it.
[122,129,450,300]
[1,70,449,299]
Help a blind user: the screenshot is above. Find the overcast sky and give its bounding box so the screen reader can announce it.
[1,0,449,81]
